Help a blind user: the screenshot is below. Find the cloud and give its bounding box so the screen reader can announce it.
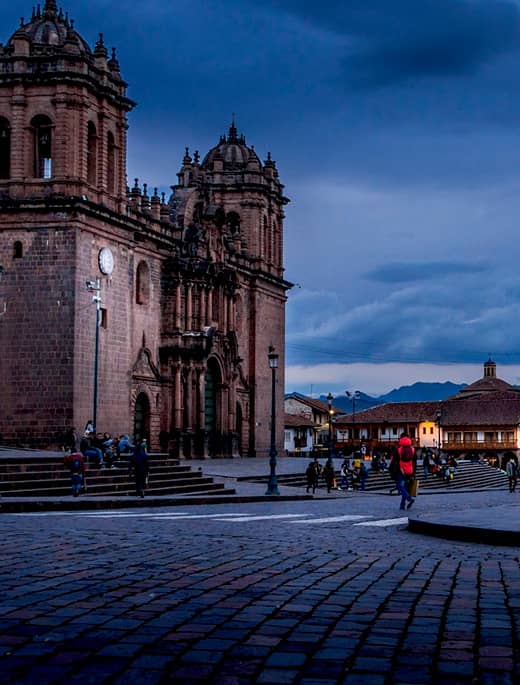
[364,261,488,284]
[259,0,520,87]
[286,268,520,370]
[285,361,489,396]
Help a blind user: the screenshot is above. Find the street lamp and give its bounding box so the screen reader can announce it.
[327,392,334,459]
[265,346,280,495]
[346,390,360,445]
[435,406,442,456]
[86,278,102,433]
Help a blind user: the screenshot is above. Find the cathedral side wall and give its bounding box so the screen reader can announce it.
[0,221,75,445]
[249,282,286,457]
[73,222,164,442]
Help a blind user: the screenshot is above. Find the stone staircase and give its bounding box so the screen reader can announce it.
[240,461,509,493]
[0,453,235,498]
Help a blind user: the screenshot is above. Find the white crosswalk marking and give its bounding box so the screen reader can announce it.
[354,517,408,527]
[17,511,408,527]
[216,514,308,522]
[291,515,371,524]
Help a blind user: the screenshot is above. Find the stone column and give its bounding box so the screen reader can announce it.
[175,282,182,330]
[10,89,26,180]
[200,287,206,328]
[222,292,228,332]
[207,287,213,325]
[186,282,193,331]
[174,363,182,430]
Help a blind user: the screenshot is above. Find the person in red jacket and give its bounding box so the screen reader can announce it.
[396,433,415,510]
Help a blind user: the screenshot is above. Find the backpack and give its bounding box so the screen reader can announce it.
[398,445,414,462]
[71,458,82,472]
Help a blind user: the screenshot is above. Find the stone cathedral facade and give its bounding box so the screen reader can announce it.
[0,1,291,456]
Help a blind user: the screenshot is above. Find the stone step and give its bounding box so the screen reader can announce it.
[240,462,509,492]
[5,481,234,498]
[0,452,230,499]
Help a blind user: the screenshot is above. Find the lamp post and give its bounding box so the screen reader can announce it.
[436,406,442,457]
[86,278,102,433]
[265,346,280,495]
[327,392,334,459]
[346,390,360,445]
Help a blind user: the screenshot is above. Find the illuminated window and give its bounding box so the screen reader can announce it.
[32,115,53,179]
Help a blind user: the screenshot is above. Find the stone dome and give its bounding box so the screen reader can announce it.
[201,122,261,171]
[8,1,92,55]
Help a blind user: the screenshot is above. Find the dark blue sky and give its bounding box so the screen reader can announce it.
[6,0,520,394]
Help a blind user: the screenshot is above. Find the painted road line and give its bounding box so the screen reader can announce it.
[216,514,309,522]
[354,517,408,527]
[291,515,372,524]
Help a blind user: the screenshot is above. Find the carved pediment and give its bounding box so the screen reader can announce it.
[132,347,161,381]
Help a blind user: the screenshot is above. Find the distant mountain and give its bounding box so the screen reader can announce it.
[327,392,381,413]
[321,381,466,413]
[379,381,466,403]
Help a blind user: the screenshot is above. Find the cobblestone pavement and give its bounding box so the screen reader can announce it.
[1,492,519,684]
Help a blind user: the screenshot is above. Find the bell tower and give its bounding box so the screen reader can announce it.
[0,0,134,211]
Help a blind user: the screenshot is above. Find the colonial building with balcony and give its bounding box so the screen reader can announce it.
[334,359,520,461]
[284,393,341,450]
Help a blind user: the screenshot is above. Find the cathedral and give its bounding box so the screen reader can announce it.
[0,1,291,456]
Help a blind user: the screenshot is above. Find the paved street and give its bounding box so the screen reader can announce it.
[1,492,519,684]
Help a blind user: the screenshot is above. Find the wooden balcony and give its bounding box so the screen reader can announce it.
[442,440,518,451]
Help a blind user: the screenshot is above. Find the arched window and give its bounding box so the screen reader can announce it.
[32,115,53,179]
[87,121,97,185]
[136,260,150,305]
[107,131,116,194]
[263,216,268,261]
[13,241,23,259]
[0,117,10,179]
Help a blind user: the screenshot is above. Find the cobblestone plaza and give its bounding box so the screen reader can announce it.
[1,491,519,684]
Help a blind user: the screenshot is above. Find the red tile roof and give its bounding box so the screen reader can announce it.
[334,402,439,425]
[284,413,316,428]
[285,394,340,414]
[334,396,520,428]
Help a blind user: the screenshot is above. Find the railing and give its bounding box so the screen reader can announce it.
[442,440,518,451]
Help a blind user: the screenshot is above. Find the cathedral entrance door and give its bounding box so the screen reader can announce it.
[134,393,151,446]
[205,360,220,455]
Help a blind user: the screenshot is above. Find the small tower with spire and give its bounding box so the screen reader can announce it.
[484,358,497,378]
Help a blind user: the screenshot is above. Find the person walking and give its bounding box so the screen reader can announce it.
[323,457,336,493]
[506,458,518,493]
[64,452,85,497]
[306,460,317,493]
[359,462,368,491]
[395,433,415,510]
[339,457,351,490]
[128,439,150,498]
[423,449,430,479]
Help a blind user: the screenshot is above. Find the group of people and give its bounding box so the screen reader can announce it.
[305,457,337,494]
[339,456,369,491]
[305,454,370,494]
[422,450,458,483]
[63,422,150,498]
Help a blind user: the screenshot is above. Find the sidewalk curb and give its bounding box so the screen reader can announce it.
[0,494,314,513]
[408,517,520,547]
